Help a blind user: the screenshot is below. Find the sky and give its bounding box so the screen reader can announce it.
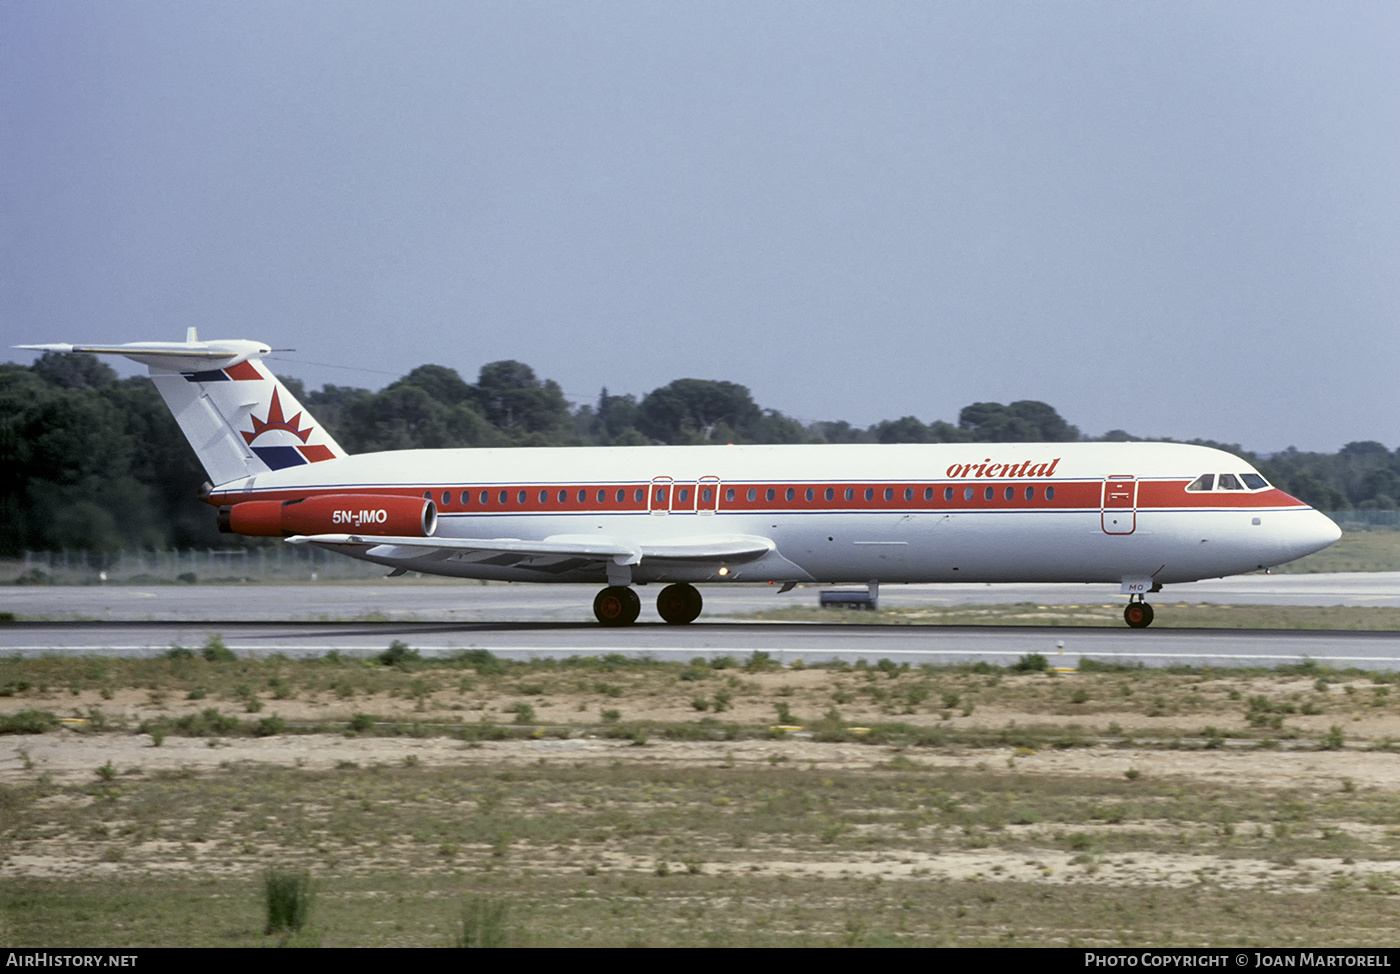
[4,1,1398,454]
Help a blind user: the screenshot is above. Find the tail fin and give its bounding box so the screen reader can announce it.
[17,330,347,486]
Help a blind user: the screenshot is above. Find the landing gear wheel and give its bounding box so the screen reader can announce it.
[1124,601,1155,629]
[656,583,703,625]
[594,586,641,626]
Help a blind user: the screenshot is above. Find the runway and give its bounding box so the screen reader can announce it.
[2,619,1399,669]
[6,572,1399,623]
[3,574,1398,670]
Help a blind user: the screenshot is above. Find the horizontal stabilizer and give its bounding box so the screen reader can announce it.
[17,334,272,374]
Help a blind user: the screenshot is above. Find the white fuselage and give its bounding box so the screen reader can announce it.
[209,441,1342,589]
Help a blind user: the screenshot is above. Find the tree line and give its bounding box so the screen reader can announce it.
[2,352,1396,554]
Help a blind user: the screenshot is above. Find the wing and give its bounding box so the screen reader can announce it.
[287,532,776,568]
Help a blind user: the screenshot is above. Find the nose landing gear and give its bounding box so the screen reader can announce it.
[1123,597,1155,629]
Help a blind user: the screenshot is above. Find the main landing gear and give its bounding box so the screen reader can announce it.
[1123,597,1155,629]
[592,583,704,626]
[593,586,641,626]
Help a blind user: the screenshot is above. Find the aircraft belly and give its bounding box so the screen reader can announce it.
[334,506,1324,587]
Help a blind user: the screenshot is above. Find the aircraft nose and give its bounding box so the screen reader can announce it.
[1291,508,1342,559]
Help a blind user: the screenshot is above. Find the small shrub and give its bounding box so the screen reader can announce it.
[254,715,286,737]
[263,869,312,935]
[745,651,778,672]
[452,648,506,675]
[201,635,236,663]
[1011,653,1048,673]
[456,896,509,947]
[0,710,60,735]
[378,640,420,667]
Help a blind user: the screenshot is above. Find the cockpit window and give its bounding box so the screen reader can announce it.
[1217,473,1243,490]
[1187,474,1214,492]
[1241,473,1269,490]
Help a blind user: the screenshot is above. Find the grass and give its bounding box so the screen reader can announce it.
[731,602,1400,629]
[7,651,1400,745]
[7,755,1400,946]
[7,651,1400,945]
[1273,529,1400,574]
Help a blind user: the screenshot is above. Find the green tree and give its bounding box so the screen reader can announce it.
[475,361,571,434]
[959,400,1079,442]
[638,379,761,444]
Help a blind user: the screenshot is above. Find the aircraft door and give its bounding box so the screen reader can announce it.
[1101,475,1137,535]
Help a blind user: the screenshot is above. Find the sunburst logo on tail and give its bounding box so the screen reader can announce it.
[241,389,312,444]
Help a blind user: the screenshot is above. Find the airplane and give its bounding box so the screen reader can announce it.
[18,331,1342,628]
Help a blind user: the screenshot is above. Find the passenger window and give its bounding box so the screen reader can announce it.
[498,490,508,504]
[825,487,834,501]
[539,490,548,503]
[766,488,775,502]
[805,487,814,502]
[864,487,874,501]
[924,487,933,501]
[964,486,974,501]
[634,488,644,502]
[702,488,713,502]
[1025,486,1035,500]
[845,487,854,501]
[785,487,794,502]
[726,488,735,502]
[558,490,567,503]
[1046,486,1055,500]
[442,492,451,506]
[1218,473,1243,490]
[1241,473,1269,490]
[984,486,994,500]
[480,491,489,505]
[944,487,954,501]
[577,489,586,503]
[1004,486,1014,500]
[423,491,432,500]
[679,488,690,503]
[1186,474,1214,492]
[884,487,894,501]
[517,490,526,504]
[596,489,606,503]
[747,488,757,502]
[461,491,470,505]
